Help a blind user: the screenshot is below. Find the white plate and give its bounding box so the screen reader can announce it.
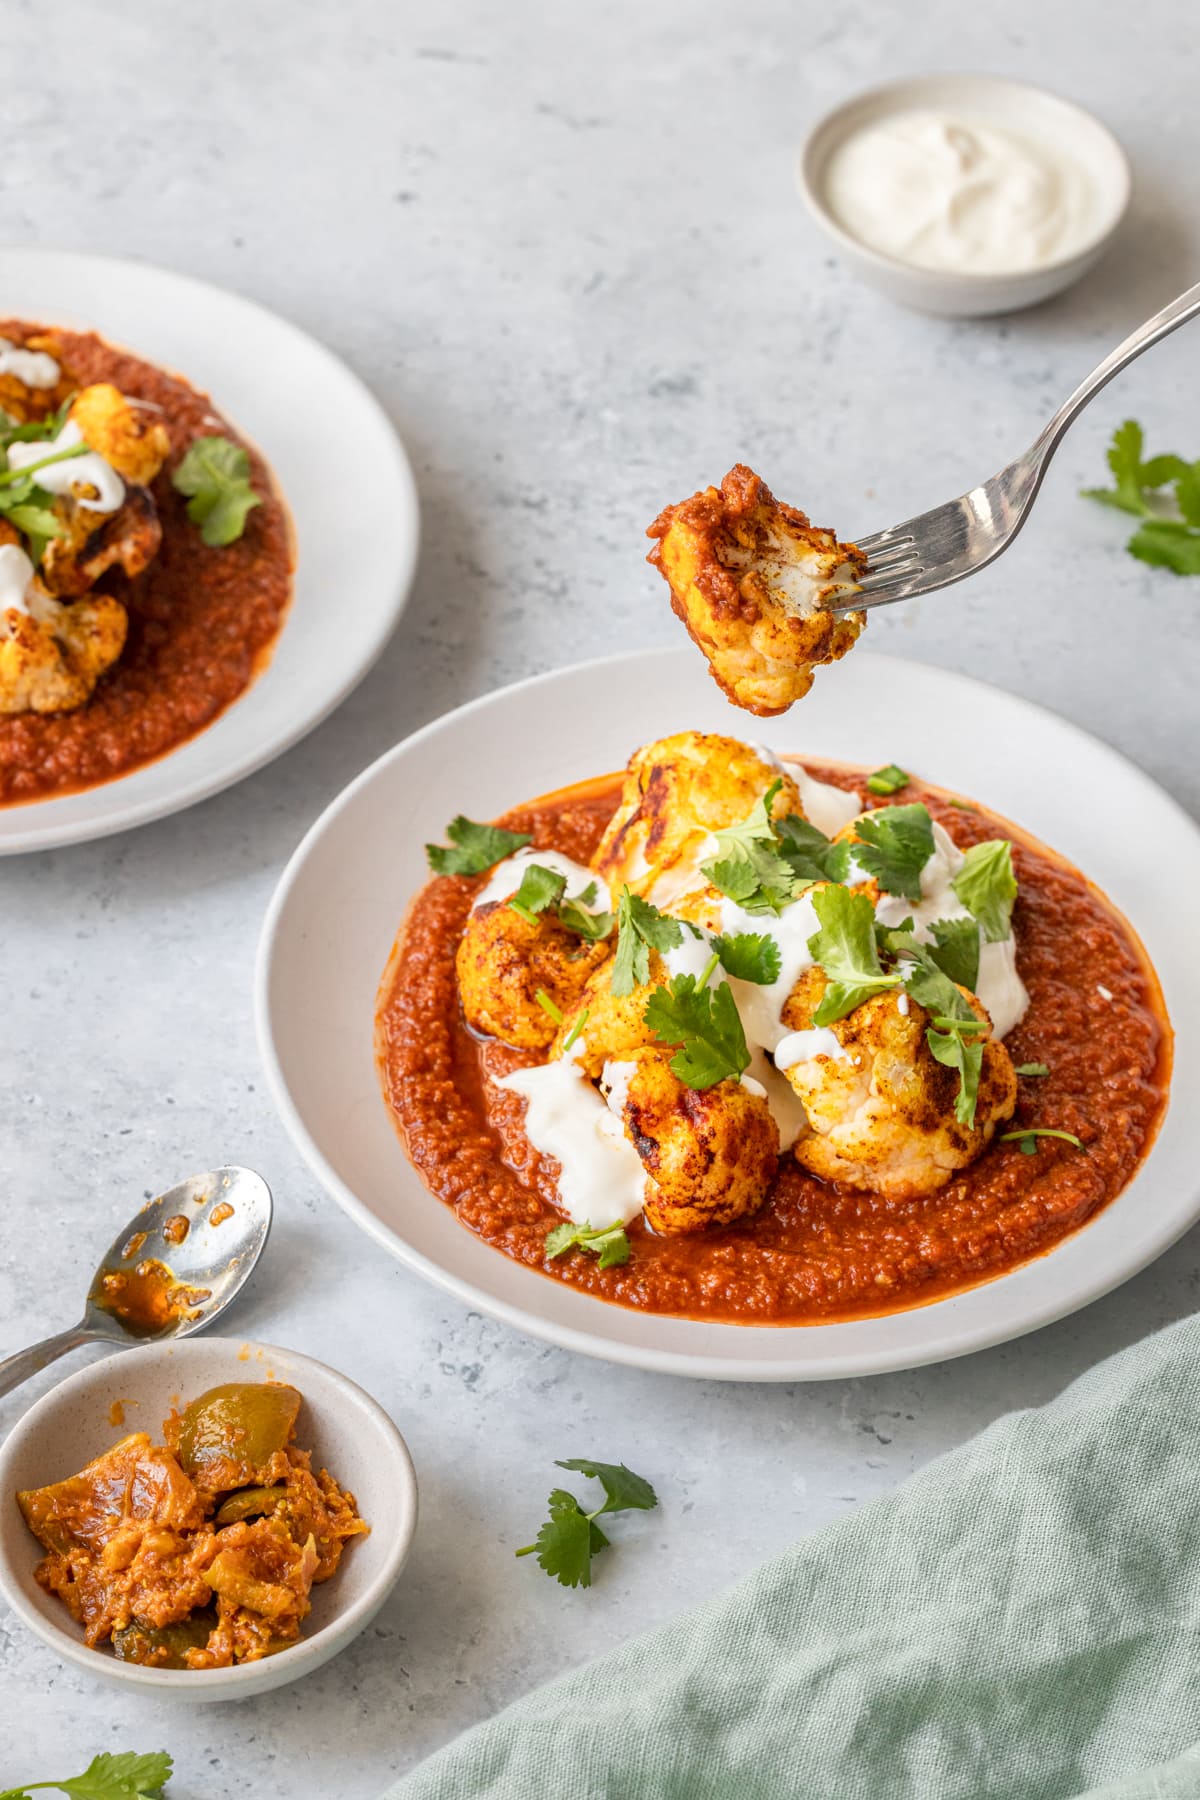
[0,249,419,854]
[256,647,1199,1382]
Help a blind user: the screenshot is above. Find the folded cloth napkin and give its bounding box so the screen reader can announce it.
[385,1313,1200,1800]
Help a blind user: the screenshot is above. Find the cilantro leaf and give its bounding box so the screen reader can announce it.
[426,816,532,876]
[507,862,566,923]
[851,804,935,902]
[1081,419,1155,516]
[952,839,1017,942]
[1015,1061,1049,1077]
[611,889,682,996]
[0,492,64,564]
[806,884,897,1025]
[926,1024,984,1128]
[516,1458,657,1589]
[927,916,980,991]
[712,931,781,985]
[556,1458,658,1514]
[999,1126,1084,1151]
[1127,518,1200,575]
[545,1219,630,1269]
[892,938,976,1025]
[643,970,750,1089]
[772,811,843,886]
[171,435,260,546]
[557,894,614,941]
[866,763,910,796]
[702,781,807,913]
[2,1751,174,1800]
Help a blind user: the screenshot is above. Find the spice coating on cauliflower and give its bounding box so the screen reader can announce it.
[647,465,866,717]
[593,729,800,904]
[455,901,610,1050]
[549,950,670,1078]
[70,384,171,487]
[781,968,1017,1200]
[611,1046,779,1235]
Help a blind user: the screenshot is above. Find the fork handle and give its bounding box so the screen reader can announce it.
[0,1322,95,1401]
[1035,279,1200,461]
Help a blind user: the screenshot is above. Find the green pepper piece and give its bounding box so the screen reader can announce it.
[176,1382,301,1482]
[112,1609,217,1669]
[213,1484,287,1526]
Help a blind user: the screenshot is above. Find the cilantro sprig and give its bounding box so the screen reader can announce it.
[516,1459,658,1589]
[701,779,847,911]
[806,885,898,1024]
[545,1219,629,1269]
[0,1750,173,1800]
[952,839,1017,942]
[643,953,751,1089]
[611,888,682,996]
[507,864,613,942]
[172,435,260,547]
[927,916,981,990]
[712,931,781,985]
[851,803,935,902]
[426,816,532,876]
[1081,420,1200,575]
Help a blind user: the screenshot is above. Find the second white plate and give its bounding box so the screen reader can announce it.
[0,248,419,854]
[256,647,1199,1381]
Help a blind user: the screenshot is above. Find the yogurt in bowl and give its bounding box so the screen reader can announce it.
[798,75,1130,315]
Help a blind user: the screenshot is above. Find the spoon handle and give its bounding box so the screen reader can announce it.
[0,1324,95,1400]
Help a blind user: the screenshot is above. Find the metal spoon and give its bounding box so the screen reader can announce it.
[0,1167,273,1401]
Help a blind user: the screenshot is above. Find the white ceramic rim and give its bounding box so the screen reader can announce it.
[0,1338,418,1693]
[255,646,1198,1382]
[0,247,420,854]
[796,74,1132,287]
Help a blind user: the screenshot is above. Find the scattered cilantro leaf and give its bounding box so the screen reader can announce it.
[851,803,935,901]
[534,988,563,1025]
[889,937,976,1026]
[611,889,682,996]
[702,780,807,913]
[1082,423,1200,573]
[999,1127,1084,1151]
[507,862,567,924]
[560,1006,590,1054]
[952,839,1017,942]
[0,1751,174,1800]
[425,816,532,876]
[171,435,260,546]
[866,763,910,796]
[926,1025,984,1128]
[0,491,64,563]
[545,1219,629,1269]
[712,931,781,985]
[1127,518,1200,575]
[927,916,981,991]
[643,968,750,1089]
[1014,1061,1049,1077]
[515,1459,658,1588]
[807,884,897,1025]
[557,893,614,942]
[773,811,844,887]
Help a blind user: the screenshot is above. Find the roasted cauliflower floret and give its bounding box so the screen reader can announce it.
[550,952,669,1078]
[0,331,73,422]
[0,537,127,715]
[609,1046,779,1234]
[647,465,867,717]
[40,485,163,600]
[781,968,1017,1200]
[456,901,610,1050]
[594,730,800,903]
[71,384,171,486]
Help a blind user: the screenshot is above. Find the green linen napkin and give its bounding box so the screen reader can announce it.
[385,1312,1200,1800]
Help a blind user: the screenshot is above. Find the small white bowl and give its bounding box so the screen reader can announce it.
[798,74,1131,316]
[0,1338,417,1701]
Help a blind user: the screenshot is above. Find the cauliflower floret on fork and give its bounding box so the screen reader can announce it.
[779,967,1017,1201]
[647,465,867,717]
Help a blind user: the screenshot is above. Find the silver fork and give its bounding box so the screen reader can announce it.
[839,279,1200,612]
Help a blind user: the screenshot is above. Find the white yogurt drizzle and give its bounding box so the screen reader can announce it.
[496,1047,645,1229]
[7,418,125,515]
[0,542,36,618]
[473,847,611,914]
[0,336,60,389]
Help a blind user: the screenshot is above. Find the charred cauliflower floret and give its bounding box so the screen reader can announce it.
[0,331,73,423]
[594,730,800,903]
[70,384,170,486]
[550,952,670,1078]
[40,486,163,600]
[456,901,610,1050]
[0,536,127,715]
[781,968,1017,1200]
[609,1046,779,1234]
[647,465,866,717]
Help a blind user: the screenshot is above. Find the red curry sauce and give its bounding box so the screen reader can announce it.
[375,767,1171,1325]
[0,324,293,805]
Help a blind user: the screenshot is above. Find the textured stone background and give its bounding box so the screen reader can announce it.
[1,1,1198,1793]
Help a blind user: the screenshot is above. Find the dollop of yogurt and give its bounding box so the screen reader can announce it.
[0,542,36,617]
[823,109,1097,275]
[8,418,125,515]
[0,336,60,389]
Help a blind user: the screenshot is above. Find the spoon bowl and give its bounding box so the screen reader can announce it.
[0,1167,272,1397]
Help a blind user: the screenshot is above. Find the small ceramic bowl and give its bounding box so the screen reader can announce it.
[0,1338,417,1701]
[797,74,1131,316]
